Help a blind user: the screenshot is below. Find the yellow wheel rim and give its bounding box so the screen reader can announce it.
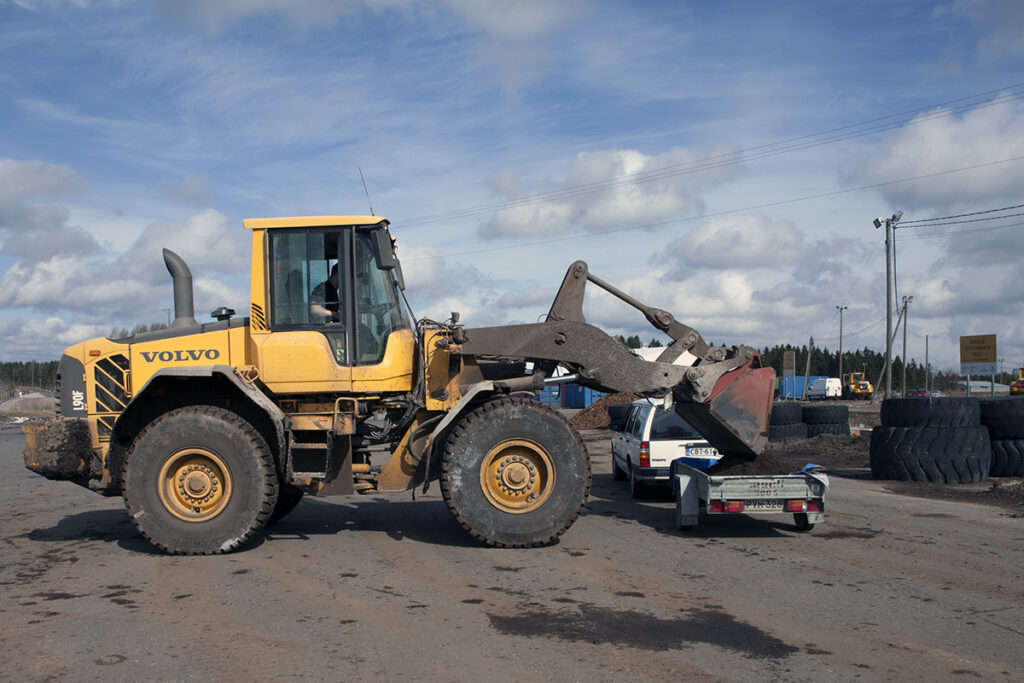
[479,439,554,514]
[157,448,232,522]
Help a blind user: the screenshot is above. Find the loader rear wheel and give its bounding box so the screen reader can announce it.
[123,406,278,555]
[440,397,590,548]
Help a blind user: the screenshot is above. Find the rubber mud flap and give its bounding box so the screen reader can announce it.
[22,418,96,484]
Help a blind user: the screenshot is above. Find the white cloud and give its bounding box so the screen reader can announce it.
[663,215,803,272]
[481,145,739,239]
[844,95,1024,208]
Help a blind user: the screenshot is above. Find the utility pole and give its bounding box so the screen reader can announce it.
[901,295,913,396]
[836,305,847,379]
[874,211,902,399]
[925,335,930,390]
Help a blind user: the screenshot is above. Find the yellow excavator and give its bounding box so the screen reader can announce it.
[24,215,774,554]
[842,372,874,399]
[1011,368,1024,395]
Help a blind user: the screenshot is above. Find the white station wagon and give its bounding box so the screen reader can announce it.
[611,399,720,497]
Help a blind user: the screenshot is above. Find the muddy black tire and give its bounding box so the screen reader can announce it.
[806,422,851,437]
[769,422,807,443]
[440,397,590,548]
[802,404,848,425]
[269,483,304,524]
[628,463,646,499]
[794,513,814,532]
[979,397,1024,440]
[612,456,627,481]
[770,402,803,426]
[869,425,991,484]
[880,397,980,428]
[990,439,1024,477]
[123,406,278,555]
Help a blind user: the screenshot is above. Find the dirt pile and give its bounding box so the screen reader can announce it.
[766,433,871,470]
[0,394,57,418]
[570,393,640,430]
[705,453,794,476]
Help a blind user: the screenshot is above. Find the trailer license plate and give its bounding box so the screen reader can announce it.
[686,446,718,458]
[744,499,783,512]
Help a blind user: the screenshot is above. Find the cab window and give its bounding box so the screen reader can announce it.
[354,231,409,364]
[268,229,349,365]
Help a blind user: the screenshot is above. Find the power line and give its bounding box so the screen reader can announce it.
[405,154,1024,262]
[899,203,1024,226]
[400,84,1024,228]
[899,219,1024,242]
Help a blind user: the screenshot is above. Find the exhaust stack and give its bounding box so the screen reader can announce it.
[162,248,198,328]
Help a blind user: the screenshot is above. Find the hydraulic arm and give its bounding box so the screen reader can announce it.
[460,261,775,457]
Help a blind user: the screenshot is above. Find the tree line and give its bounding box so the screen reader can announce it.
[613,336,1000,393]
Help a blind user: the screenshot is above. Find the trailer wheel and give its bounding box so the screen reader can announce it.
[794,513,814,531]
[123,406,278,554]
[440,397,590,548]
[269,483,304,524]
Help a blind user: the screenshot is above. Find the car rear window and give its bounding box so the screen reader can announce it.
[649,409,702,440]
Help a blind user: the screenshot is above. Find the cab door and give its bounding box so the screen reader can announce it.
[256,228,353,394]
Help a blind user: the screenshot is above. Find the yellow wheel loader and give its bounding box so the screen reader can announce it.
[23,216,775,554]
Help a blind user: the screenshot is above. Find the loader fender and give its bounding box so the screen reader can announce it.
[112,365,286,473]
[420,376,545,490]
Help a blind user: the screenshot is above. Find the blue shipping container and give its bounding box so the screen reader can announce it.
[776,376,826,400]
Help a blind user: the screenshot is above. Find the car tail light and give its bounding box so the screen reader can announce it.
[785,500,822,512]
[639,441,650,467]
[708,500,745,513]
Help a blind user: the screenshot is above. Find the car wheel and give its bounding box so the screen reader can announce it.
[628,462,645,499]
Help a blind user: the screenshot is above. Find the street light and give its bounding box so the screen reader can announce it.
[836,305,848,379]
[875,210,903,398]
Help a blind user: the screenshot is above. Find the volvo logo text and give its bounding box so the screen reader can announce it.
[140,349,221,362]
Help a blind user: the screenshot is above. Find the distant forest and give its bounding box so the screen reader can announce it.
[623,336,998,392]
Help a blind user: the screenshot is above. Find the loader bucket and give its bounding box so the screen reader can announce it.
[674,362,776,459]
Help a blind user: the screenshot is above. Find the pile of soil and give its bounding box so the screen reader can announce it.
[570,393,640,429]
[765,433,871,470]
[0,394,57,418]
[705,453,794,475]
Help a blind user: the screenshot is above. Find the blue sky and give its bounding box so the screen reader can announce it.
[2,0,1024,375]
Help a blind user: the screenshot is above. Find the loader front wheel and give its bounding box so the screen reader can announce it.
[123,406,278,555]
[440,397,590,548]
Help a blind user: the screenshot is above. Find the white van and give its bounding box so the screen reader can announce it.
[807,377,841,400]
[610,400,720,497]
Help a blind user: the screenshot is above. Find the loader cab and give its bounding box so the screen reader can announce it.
[244,216,416,394]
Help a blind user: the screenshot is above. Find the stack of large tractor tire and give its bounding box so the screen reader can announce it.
[979,397,1024,477]
[801,404,850,437]
[870,397,990,484]
[769,402,805,443]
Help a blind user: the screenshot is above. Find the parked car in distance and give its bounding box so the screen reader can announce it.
[610,400,720,497]
[807,377,841,400]
[906,389,945,397]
